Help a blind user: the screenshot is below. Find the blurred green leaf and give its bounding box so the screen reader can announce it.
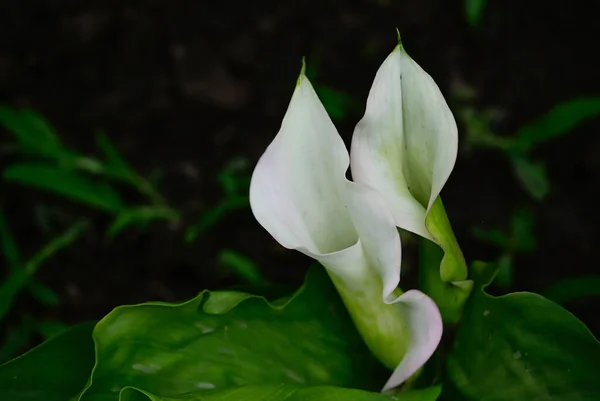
[117,384,441,401]
[0,209,20,270]
[78,267,385,400]
[542,275,600,305]
[218,249,268,286]
[185,195,249,242]
[472,227,508,249]
[34,320,70,340]
[510,208,535,252]
[69,156,105,175]
[4,163,125,213]
[217,159,250,197]
[96,130,135,181]
[108,206,179,238]
[26,279,60,306]
[464,0,488,27]
[513,97,600,152]
[0,106,65,158]
[24,219,88,276]
[510,155,550,200]
[0,322,33,363]
[315,85,358,121]
[96,131,168,206]
[445,263,600,401]
[0,322,96,401]
[494,253,513,289]
[0,269,32,322]
[0,220,88,322]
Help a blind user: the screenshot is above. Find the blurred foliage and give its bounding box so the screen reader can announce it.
[0,209,87,362]
[0,106,180,237]
[454,86,600,201]
[464,0,488,27]
[472,208,535,289]
[218,248,268,287]
[542,276,600,306]
[185,158,250,242]
[0,106,257,361]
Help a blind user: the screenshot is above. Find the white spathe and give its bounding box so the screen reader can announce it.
[351,44,458,240]
[249,70,442,391]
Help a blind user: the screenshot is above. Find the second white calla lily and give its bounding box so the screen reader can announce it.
[351,43,458,240]
[249,68,442,391]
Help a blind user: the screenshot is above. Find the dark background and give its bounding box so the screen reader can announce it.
[1,0,599,352]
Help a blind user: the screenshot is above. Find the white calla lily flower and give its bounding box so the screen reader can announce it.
[249,68,442,391]
[351,43,458,240]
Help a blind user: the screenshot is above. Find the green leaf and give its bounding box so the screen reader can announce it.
[445,262,600,401]
[510,155,550,201]
[0,322,33,363]
[107,206,180,238]
[217,158,251,197]
[314,85,358,121]
[116,384,441,401]
[24,219,88,276]
[26,279,60,305]
[218,249,268,286]
[185,196,249,242]
[34,320,70,340]
[471,228,508,249]
[494,253,513,289]
[96,131,136,181]
[541,275,600,305]
[464,0,488,27]
[3,163,125,213]
[0,220,88,322]
[0,322,96,401]
[513,97,600,152]
[78,268,386,401]
[0,106,65,157]
[0,269,31,322]
[423,198,473,323]
[510,208,535,252]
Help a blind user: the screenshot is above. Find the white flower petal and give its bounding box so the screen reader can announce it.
[250,68,442,389]
[351,44,458,238]
[382,290,443,392]
[249,72,356,255]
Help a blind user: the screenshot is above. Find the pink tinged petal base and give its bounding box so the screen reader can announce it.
[382,290,443,392]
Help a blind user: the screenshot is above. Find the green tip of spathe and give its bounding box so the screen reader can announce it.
[297,57,307,86]
[395,28,405,51]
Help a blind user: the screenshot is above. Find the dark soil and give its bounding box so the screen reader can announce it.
[1,0,600,350]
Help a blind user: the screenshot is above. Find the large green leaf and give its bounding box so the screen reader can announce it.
[3,163,125,213]
[0,322,96,401]
[444,263,600,401]
[78,268,387,401]
[117,384,441,401]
